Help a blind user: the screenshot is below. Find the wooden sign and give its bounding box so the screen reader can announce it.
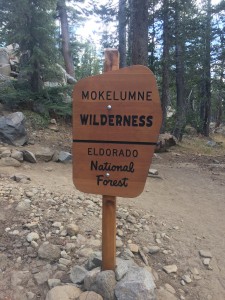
[73,65,162,198]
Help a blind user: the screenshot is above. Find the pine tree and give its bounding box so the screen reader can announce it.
[0,0,58,92]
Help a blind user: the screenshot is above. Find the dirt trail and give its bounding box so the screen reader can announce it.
[1,119,225,300]
[2,147,225,299]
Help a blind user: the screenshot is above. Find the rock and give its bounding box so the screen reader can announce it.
[11,150,24,161]
[164,283,176,294]
[206,140,217,147]
[116,239,124,248]
[90,270,116,300]
[79,291,103,300]
[115,266,156,300]
[23,150,37,163]
[156,287,178,300]
[47,278,61,289]
[45,285,82,300]
[85,252,102,270]
[11,174,31,182]
[59,258,71,267]
[38,243,61,261]
[0,112,28,146]
[11,271,30,287]
[66,223,79,236]
[199,250,212,258]
[203,258,211,266]
[149,246,160,254]
[15,199,31,212]
[182,275,192,284]
[26,291,36,300]
[0,157,21,167]
[128,243,139,253]
[163,265,178,274]
[70,265,88,284]
[34,270,51,285]
[156,133,177,152]
[148,169,159,176]
[35,147,54,162]
[0,253,8,270]
[115,258,134,281]
[0,149,11,158]
[84,267,101,290]
[26,232,40,242]
[52,222,62,228]
[58,151,72,163]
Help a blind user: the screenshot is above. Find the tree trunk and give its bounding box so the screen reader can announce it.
[161,0,170,133]
[30,59,43,93]
[172,1,186,141]
[130,0,148,66]
[57,0,75,78]
[118,0,127,68]
[200,0,211,136]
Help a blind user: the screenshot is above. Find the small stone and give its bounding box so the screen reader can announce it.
[163,265,178,274]
[38,243,61,261]
[164,283,176,294]
[90,270,116,300]
[66,223,79,236]
[149,169,159,175]
[1,157,21,167]
[157,287,178,300]
[34,270,51,285]
[45,285,82,300]
[31,241,39,248]
[70,265,88,284]
[52,222,62,228]
[149,246,160,254]
[27,232,39,242]
[190,267,199,275]
[199,250,212,258]
[79,291,103,300]
[203,258,211,266]
[128,243,139,253]
[58,151,72,163]
[48,278,61,289]
[84,267,101,290]
[182,275,192,284]
[85,252,102,270]
[117,229,123,237]
[15,200,31,212]
[11,150,24,162]
[26,291,35,300]
[59,258,71,266]
[0,254,8,270]
[23,150,37,163]
[116,239,124,248]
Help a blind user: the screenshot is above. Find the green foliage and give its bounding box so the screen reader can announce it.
[75,40,102,80]
[22,110,49,129]
[0,0,59,92]
[0,80,73,119]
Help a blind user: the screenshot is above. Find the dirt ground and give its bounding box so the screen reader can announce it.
[1,123,225,300]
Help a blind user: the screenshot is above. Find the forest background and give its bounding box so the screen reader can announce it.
[0,0,224,141]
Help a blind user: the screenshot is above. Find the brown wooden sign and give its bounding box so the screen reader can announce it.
[73,65,162,198]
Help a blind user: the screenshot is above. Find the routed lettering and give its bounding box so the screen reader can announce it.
[96,175,129,187]
[81,90,152,101]
[80,114,153,127]
[91,161,135,173]
[88,148,138,158]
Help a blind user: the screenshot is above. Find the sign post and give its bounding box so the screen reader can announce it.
[102,49,119,271]
[72,49,162,271]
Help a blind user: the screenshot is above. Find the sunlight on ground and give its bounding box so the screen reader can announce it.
[177,134,225,156]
